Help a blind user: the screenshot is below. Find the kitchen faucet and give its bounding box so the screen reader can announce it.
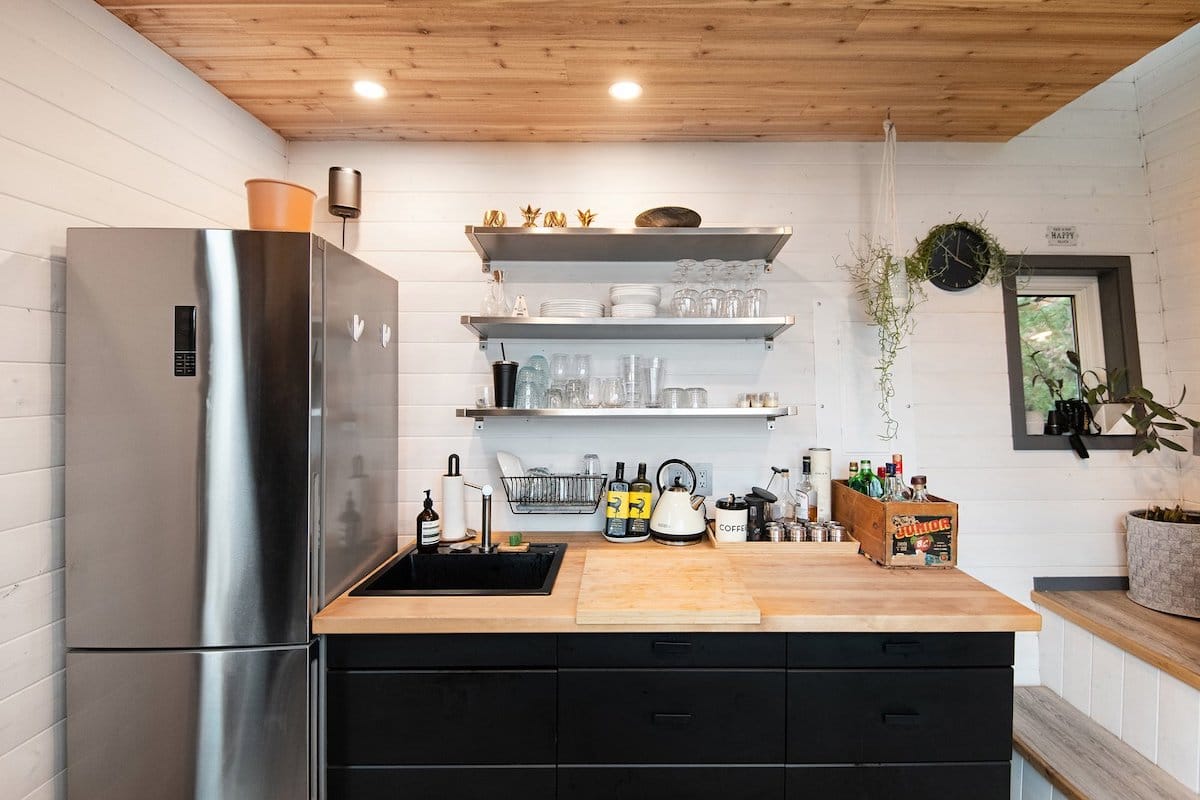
[463,482,495,553]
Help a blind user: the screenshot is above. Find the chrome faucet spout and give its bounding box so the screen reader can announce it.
[463,482,495,552]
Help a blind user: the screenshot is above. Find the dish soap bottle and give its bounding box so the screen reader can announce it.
[603,462,632,542]
[417,489,440,553]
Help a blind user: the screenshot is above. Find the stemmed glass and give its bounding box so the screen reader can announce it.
[740,259,767,317]
[671,259,700,318]
[699,259,725,318]
[719,261,744,318]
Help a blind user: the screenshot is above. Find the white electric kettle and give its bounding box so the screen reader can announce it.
[649,459,707,546]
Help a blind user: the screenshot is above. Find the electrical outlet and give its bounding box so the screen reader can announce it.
[663,462,712,496]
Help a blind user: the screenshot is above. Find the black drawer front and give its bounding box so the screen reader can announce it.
[327,670,556,765]
[785,763,1010,800]
[561,766,785,800]
[559,633,785,668]
[787,668,1012,764]
[559,669,785,763]
[328,766,556,800]
[787,633,1013,668]
[327,633,556,669]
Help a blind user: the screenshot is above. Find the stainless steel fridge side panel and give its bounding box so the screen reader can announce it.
[66,644,314,800]
[318,241,398,607]
[65,229,313,649]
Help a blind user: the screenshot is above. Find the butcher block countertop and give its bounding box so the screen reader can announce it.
[314,532,1041,635]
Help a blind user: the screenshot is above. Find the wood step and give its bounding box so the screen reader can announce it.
[1013,686,1199,800]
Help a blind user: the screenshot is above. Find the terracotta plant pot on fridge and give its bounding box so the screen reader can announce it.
[245,179,317,232]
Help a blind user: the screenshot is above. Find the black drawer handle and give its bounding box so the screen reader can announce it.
[652,713,694,728]
[882,641,923,655]
[652,641,693,655]
[882,712,923,728]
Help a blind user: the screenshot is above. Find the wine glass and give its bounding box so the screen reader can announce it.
[671,259,700,318]
[720,261,744,318]
[740,260,767,317]
[699,259,724,318]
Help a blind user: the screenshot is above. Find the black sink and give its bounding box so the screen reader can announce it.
[351,542,568,596]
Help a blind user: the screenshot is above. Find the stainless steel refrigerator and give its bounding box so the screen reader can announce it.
[64,228,398,799]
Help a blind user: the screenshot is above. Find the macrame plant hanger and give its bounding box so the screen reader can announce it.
[870,114,912,440]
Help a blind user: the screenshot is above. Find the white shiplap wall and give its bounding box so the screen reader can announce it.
[0,0,287,796]
[1136,24,1200,505]
[288,53,1185,687]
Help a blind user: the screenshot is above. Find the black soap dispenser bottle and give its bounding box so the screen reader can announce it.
[417,489,441,553]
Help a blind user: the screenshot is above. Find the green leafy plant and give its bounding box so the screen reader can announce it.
[1027,349,1066,404]
[1067,350,1199,455]
[839,237,927,440]
[1139,505,1200,523]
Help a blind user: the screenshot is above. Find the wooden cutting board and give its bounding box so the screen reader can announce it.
[575,549,761,625]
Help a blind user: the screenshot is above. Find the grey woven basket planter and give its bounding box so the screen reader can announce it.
[1125,512,1200,619]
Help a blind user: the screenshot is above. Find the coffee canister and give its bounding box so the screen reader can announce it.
[714,494,749,542]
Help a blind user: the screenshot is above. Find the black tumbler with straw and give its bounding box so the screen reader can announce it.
[493,343,518,408]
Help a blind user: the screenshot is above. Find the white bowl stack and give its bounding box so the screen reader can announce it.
[609,284,661,318]
[540,299,605,318]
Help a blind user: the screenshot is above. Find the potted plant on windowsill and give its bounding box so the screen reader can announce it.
[1068,351,1199,455]
[1067,351,1134,435]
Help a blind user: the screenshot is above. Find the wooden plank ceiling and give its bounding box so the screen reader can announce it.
[100,1,1199,142]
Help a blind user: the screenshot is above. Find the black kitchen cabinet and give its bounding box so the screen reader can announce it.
[325,632,1015,800]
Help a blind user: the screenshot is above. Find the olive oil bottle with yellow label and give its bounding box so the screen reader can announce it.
[603,462,632,542]
[625,462,653,542]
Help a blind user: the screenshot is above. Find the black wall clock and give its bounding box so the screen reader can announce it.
[926,223,991,291]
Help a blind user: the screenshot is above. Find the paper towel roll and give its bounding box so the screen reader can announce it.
[808,447,832,523]
[441,454,466,541]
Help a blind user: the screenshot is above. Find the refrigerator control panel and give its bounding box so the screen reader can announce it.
[174,305,196,377]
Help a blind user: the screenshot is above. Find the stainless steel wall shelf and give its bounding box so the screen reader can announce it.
[461,315,796,351]
[456,406,797,431]
[464,226,792,273]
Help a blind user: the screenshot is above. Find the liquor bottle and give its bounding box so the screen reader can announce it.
[877,466,888,499]
[847,460,861,493]
[892,453,904,491]
[797,456,818,523]
[417,489,440,553]
[603,462,632,541]
[626,462,653,540]
[884,462,902,501]
[910,475,931,502]
[858,459,884,499]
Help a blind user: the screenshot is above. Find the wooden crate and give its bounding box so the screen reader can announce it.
[831,480,958,568]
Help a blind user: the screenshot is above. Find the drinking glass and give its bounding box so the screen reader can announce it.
[671,259,700,318]
[546,387,564,408]
[686,387,708,408]
[550,353,571,386]
[565,379,584,408]
[720,261,744,318]
[645,356,666,408]
[514,382,539,409]
[583,376,603,408]
[699,259,725,318]
[601,378,624,408]
[740,259,768,317]
[661,387,686,409]
[571,354,592,381]
[527,354,550,382]
[475,385,494,408]
[583,453,601,477]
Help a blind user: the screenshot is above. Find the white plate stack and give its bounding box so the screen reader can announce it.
[610,284,661,318]
[540,299,605,318]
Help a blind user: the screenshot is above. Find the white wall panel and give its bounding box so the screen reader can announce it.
[0,0,286,793]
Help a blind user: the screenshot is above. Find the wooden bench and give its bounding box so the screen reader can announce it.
[1013,686,1199,800]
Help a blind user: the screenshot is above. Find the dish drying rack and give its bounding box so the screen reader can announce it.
[500,474,607,514]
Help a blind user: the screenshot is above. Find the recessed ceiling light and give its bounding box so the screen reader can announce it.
[608,81,643,101]
[353,80,387,100]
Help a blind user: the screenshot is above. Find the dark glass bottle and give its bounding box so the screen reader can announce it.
[604,462,631,541]
[626,462,653,539]
[417,489,440,553]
